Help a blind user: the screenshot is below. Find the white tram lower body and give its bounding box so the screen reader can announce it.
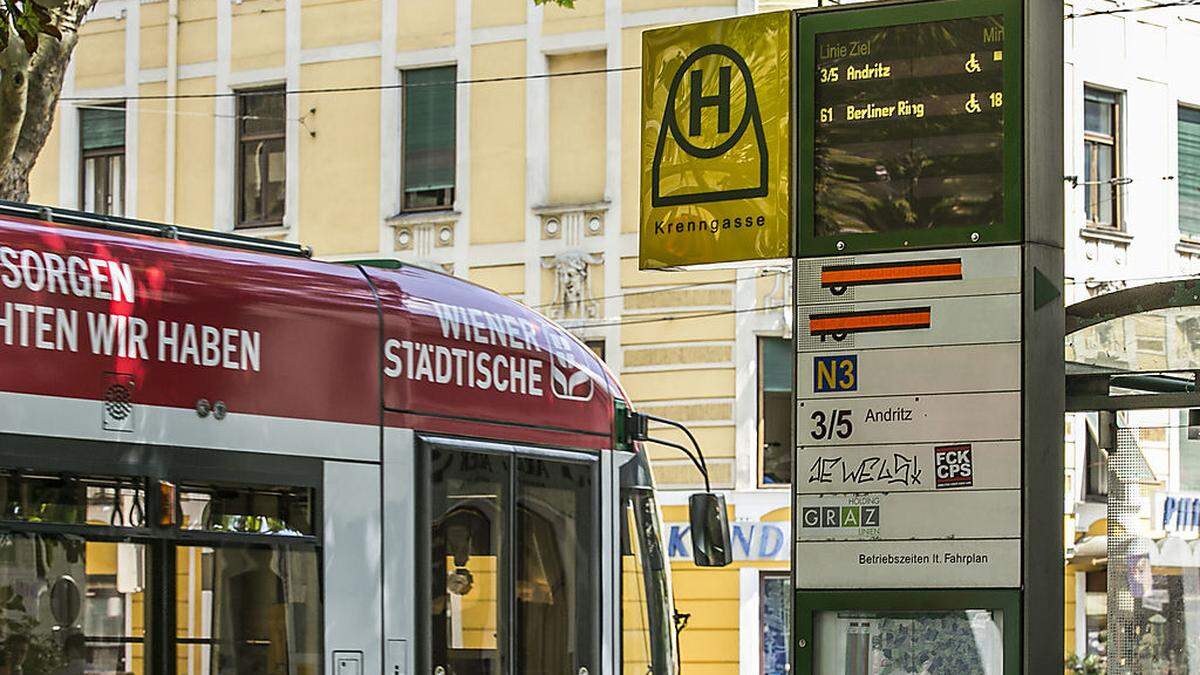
[0,424,675,675]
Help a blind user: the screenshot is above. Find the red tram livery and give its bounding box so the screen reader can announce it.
[0,202,677,675]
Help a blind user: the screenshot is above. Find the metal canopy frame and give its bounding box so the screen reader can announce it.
[1065,278,1200,412]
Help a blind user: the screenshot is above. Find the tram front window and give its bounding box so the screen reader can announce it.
[426,444,599,675]
[516,457,597,675]
[429,449,507,675]
[620,452,677,675]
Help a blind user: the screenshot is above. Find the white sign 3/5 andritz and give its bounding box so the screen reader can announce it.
[797,392,1020,447]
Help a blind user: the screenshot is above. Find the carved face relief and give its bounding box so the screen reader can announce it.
[543,251,601,321]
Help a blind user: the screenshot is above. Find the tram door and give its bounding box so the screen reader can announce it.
[420,439,599,675]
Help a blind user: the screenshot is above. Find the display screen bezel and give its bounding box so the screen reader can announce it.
[796,0,1023,257]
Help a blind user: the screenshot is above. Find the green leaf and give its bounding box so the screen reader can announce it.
[0,3,10,52]
[5,0,63,54]
[29,3,57,39]
[14,3,41,54]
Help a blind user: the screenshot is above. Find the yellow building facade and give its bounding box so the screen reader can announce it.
[29,0,807,672]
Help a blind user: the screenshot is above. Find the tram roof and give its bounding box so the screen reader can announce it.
[0,204,621,453]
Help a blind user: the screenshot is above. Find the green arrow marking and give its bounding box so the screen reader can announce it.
[1033,267,1061,310]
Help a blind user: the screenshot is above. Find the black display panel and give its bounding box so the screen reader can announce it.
[813,15,1006,238]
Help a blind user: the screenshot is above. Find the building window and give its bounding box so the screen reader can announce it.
[584,339,606,362]
[1176,408,1200,491]
[236,87,286,229]
[1180,106,1200,236]
[1084,570,1107,658]
[760,573,791,674]
[402,66,456,212]
[758,337,794,486]
[1083,87,1122,228]
[1085,413,1109,500]
[80,105,125,216]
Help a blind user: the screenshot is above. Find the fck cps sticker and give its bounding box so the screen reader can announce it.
[934,443,974,489]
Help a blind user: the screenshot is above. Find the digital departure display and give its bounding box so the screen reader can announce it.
[813,15,1006,238]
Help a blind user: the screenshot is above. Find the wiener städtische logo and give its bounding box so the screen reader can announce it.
[639,11,791,269]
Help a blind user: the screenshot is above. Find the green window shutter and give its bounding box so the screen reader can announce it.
[761,337,794,394]
[80,107,125,151]
[403,67,456,193]
[1180,106,1200,235]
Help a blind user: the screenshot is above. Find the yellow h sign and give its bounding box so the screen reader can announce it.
[640,12,791,269]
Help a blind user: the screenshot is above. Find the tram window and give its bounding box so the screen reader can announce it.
[174,544,321,675]
[619,478,675,675]
[0,533,146,674]
[621,499,654,674]
[177,483,314,536]
[429,448,508,675]
[515,457,598,675]
[0,471,148,528]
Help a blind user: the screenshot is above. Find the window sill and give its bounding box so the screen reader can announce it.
[1080,226,1132,245]
[233,224,289,238]
[387,209,461,226]
[1177,238,1200,256]
[531,200,611,215]
[756,482,792,490]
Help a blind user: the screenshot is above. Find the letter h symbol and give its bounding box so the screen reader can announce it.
[688,66,731,137]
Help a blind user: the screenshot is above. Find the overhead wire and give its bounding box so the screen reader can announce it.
[72,102,299,124]
[1065,0,1200,19]
[44,0,1200,319]
[529,271,786,312]
[58,65,643,103]
[1065,271,1200,286]
[567,302,790,330]
[48,1,1195,110]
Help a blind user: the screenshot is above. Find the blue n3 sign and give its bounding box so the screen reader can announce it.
[813,354,857,393]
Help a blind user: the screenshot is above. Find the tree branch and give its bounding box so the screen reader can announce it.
[0,0,97,201]
[0,39,32,168]
[10,31,74,172]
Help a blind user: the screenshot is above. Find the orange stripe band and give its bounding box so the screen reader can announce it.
[820,259,963,288]
[809,308,931,335]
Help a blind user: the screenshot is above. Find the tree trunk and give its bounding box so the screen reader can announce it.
[0,0,98,202]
